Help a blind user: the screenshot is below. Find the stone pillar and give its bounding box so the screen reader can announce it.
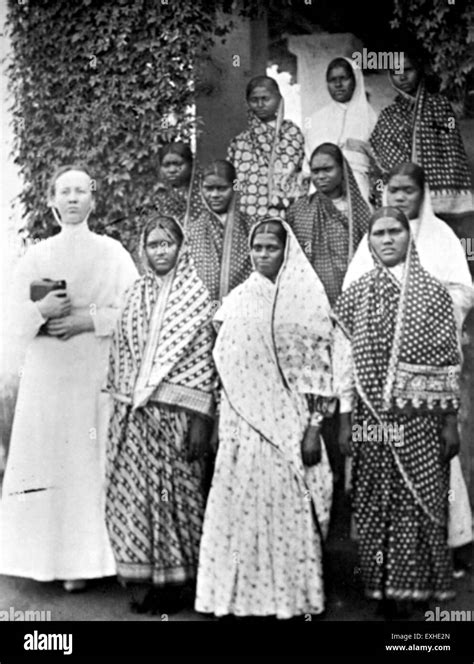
[195,11,268,163]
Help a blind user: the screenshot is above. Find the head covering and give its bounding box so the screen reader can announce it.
[343,181,473,333]
[307,57,378,153]
[370,79,473,213]
[107,217,216,414]
[250,217,287,247]
[215,219,335,404]
[287,150,371,305]
[334,231,461,415]
[187,180,253,302]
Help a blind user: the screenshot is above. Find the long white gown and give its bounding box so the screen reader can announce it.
[0,221,138,581]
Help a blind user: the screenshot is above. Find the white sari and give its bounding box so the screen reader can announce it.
[195,222,335,618]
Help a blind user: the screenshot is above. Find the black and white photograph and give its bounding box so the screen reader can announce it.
[0,0,473,659]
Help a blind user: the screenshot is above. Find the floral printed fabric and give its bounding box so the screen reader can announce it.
[195,223,334,618]
[228,110,307,218]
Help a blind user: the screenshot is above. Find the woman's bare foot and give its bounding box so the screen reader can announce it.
[63,579,87,593]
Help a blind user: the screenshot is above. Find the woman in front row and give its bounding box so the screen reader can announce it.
[344,162,473,567]
[105,215,216,614]
[195,218,335,620]
[334,206,461,617]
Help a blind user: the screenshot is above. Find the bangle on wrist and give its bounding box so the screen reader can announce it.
[310,411,324,428]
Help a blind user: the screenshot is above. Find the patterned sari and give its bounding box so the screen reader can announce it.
[333,238,461,600]
[286,156,371,306]
[187,191,254,303]
[105,234,216,586]
[195,221,335,618]
[228,106,307,219]
[370,82,473,213]
[139,166,203,233]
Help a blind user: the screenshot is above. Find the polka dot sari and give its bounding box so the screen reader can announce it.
[333,239,461,601]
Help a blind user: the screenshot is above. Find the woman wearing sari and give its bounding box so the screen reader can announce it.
[227,76,307,219]
[188,160,253,303]
[195,218,335,619]
[147,142,202,230]
[286,142,371,307]
[305,57,378,203]
[344,163,472,339]
[343,162,473,570]
[334,206,461,617]
[370,51,473,214]
[105,215,216,614]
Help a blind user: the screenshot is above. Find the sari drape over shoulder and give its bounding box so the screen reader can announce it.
[105,240,216,585]
[333,239,460,600]
[286,156,371,305]
[195,222,335,619]
[228,107,307,219]
[343,185,473,332]
[370,83,473,213]
[187,192,253,302]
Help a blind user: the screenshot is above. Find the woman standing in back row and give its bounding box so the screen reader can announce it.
[228,75,307,219]
[305,57,377,203]
[370,47,472,214]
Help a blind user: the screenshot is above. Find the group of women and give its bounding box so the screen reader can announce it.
[0,51,472,621]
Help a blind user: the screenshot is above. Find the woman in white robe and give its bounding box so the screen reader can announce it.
[305,57,378,203]
[0,166,138,589]
[343,162,473,556]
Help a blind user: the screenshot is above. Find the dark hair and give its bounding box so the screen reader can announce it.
[369,206,410,232]
[250,217,287,247]
[309,142,344,169]
[202,159,236,184]
[326,57,355,84]
[245,75,281,100]
[143,214,184,247]
[48,163,94,200]
[158,141,193,166]
[387,162,425,191]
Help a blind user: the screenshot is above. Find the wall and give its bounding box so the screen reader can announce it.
[195,12,268,163]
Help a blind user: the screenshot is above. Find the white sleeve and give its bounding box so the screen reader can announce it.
[333,325,355,413]
[435,223,473,332]
[9,247,47,342]
[92,245,139,338]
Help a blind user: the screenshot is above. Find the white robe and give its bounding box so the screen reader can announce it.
[0,222,138,581]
